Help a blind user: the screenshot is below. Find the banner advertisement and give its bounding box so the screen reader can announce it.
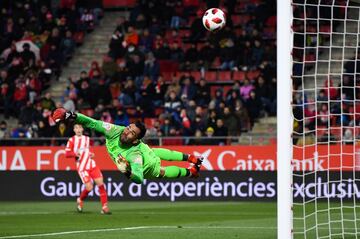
[1,171,359,201]
[1,145,360,171]
[0,171,275,201]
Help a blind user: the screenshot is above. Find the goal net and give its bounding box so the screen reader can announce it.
[291,0,360,238]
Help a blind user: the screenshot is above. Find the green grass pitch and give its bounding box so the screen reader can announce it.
[0,201,277,239]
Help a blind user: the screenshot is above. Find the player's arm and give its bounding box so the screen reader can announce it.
[75,113,121,138]
[116,154,144,184]
[52,108,124,138]
[65,138,77,159]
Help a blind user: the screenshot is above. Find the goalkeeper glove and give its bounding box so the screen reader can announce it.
[52,108,77,123]
[116,155,131,177]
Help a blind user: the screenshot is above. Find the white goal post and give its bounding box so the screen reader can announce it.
[278,0,360,238]
[277,0,293,238]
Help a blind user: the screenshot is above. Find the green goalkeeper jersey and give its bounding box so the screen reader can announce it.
[75,113,161,183]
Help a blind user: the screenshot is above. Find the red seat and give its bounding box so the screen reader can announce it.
[178,29,191,38]
[144,118,156,128]
[316,127,327,138]
[155,107,164,116]
[232,71,245,81]
[159,60,179,73]
[246,70,260,80]
[330,128,342,140]
[204,71,217,82]
[218,71,232,82]
[190,71,202,81]
[162,72,173,82]
[80,109,94,117]
[162,138,183,145]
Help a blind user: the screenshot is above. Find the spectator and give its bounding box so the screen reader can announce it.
[138,76,155,116]
[202,127,217,145]
[11,123,30,138]
[61,30,75,59]
[125,26,139,46]
[153,75,167,106]
[195,79,211,106]
[180,76,196,101]
[63,95,76,112]
[164,90,182,113]
[214,118,228,145]
[120,78,137,106]
[246,91,262,127]
[20,43,36,67]
[165,75,181,98]
[223,107,239,136]
[113,109,129,126]
[40,92,56,111]
[53,122,72,138]
[0,121,9,139]
[240,78,254,100]
[144,52,160,82]
[109,30,125,59]
[18,101,36,125]
[234,100,250,133]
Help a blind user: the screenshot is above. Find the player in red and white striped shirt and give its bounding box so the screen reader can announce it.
[65,124,110,214]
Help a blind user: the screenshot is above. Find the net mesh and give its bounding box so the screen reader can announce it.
[292,0,360,238]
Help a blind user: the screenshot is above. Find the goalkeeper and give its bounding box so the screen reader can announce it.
[52,108,203,184]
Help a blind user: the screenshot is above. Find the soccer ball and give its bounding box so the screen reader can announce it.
[202,8,226,32]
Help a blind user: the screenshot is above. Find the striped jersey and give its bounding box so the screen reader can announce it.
[65,135,96,171]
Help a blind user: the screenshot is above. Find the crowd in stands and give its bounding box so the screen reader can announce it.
[0,0,277,146]
[292,0,360,145]
[0,0,103,141]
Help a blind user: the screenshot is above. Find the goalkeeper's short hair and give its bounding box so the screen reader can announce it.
[135,121,146,139]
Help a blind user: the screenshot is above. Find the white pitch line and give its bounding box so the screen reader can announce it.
[0,211,248,216]
[0,212,54,215]
[0,226,277,239]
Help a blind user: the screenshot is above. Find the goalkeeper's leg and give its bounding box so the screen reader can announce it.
[160,165,201,178]
[153,148,202,165]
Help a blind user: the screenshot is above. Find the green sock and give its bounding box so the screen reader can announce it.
[153,148,187,161]
[164,166,190,178]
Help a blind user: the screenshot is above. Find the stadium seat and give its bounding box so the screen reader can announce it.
[190,71,202,81]
[103,0,136,7]
[330,127,342,139]
[218,71,232,82]
[159,60,179,73]
[144,118,156,128]
[155,107,164,116]
[162,72,174,82]
[246,70,260,80]
[162,138,183,145]
[204,71,217,82]
[178,29,191,38]
[80,109,95,117]
[316,127,327,138]
[232,71,246,81]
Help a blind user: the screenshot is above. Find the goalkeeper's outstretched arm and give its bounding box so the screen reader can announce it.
[52,108,123,138]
